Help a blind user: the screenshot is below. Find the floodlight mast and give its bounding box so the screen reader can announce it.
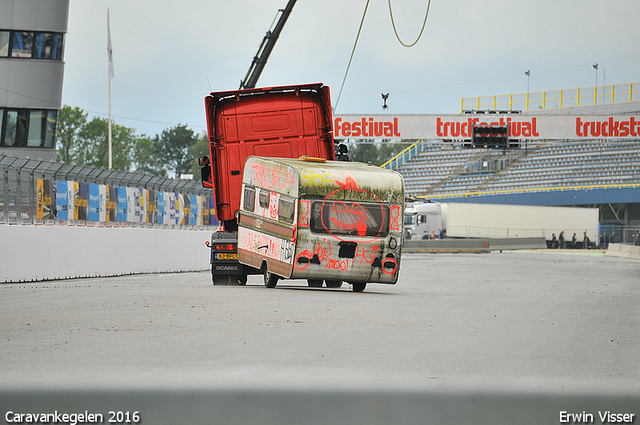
[239,0,297,90]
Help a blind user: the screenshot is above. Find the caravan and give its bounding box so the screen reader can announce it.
[237,156,404,292]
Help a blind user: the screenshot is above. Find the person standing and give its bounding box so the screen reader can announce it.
[558,231,565,249]
[583,232,590,249]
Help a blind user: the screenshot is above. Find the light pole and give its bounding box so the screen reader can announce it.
[525,70,530,110]
[593,63,598,104]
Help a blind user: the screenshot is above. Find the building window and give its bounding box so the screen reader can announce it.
[0,31,10,57]
[4,110,28,146]
[34,33,63,60]
[27,110,45,146]
[45,111,57,148]
[1,30,64,60]
[11,31,33,58]
[0,108,57,148]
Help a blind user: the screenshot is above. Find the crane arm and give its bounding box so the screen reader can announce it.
[239,0,296,89]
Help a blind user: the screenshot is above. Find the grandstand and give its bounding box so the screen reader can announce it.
[399,140,640,197]
[393,138,640,243]
[381,84,640,244]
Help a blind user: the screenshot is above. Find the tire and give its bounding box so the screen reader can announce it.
[263,268,279,288]
[325,280,343,288]
[351,282,367,292]
[307,279,323,288]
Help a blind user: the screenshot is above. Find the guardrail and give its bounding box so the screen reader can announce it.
[415,182,640,201]
[461,82,639,112]
[380,139,428,171]
[0,153,218,229]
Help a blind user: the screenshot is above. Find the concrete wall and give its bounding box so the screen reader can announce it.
[402,237,546,253]
[605,243,640,260]
[0,226,212,283]
[0,0,69,31]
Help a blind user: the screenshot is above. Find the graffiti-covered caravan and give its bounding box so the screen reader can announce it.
[238,156,404,292]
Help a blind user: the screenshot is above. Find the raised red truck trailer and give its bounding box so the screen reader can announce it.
[200,83,344,284]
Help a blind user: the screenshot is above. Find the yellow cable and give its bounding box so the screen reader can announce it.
[388,0,431,48]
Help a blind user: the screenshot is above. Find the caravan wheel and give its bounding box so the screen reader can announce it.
[351,282,367,292]
[325,280,343,288]
[263,268,279,288]
[307,279,323,288]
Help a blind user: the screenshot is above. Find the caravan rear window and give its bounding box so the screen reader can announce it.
[310,200,389,238]
[278,198,295,223]
[243,186,256,212]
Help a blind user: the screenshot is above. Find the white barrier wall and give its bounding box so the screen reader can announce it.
[0,226,212,283]
[605,243,640,260]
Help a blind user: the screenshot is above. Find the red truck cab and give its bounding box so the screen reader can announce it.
[201,83,341,284]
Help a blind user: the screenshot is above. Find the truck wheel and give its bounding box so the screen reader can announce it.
[264,269,279,288]
[325,280,343,288]
[351,282,367,292]
[307,279,323,288]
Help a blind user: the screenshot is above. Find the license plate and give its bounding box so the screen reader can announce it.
[216,253,238,260]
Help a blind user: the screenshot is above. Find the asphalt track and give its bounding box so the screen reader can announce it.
[0,250,638,423]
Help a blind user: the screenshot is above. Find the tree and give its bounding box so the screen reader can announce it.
[158,124,196,178]
[378,140,407,165]
[56,105,139,170]
[56,106,87,163]
[56,107,202,176]
[133,134,167,177]
[76,117,134,170]
[344,139,407,166]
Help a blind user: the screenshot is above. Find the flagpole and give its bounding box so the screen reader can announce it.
[107,9,113,169]
[108,67,112,169]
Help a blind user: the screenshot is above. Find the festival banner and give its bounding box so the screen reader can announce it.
[55,181,70,221]
[99,185,107,222]
[117,187,128,222]
[126,187,138,222]
[88,184,100,222]
[201,197,209,226]
[106,186,117,222]
[208,197,217,226]
[190,195,197,226]
[75,182,89,221]
[175,193,184,225]
[333,114,640,140]
[182,194,191,226]
[139,189,147,224]
[158,191,167,224]
[167,192,176,225]
[36,179,56,220]
[147,189,158,224]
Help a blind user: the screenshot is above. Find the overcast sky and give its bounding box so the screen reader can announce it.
[61,0,640,137]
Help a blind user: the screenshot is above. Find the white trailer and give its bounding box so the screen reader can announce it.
[404,202,599,241]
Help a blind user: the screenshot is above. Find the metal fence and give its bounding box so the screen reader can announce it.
[461,82,639,112]
[0,153,219,228]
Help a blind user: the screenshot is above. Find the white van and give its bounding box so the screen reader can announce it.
[237,156,405,292]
